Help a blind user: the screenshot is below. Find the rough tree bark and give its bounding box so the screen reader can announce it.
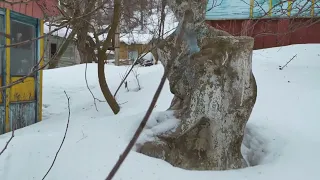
[75,0,96,64]
[138,0,257,170]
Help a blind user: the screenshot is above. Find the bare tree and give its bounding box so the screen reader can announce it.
[134,0,320,171]
[1,0,319,179]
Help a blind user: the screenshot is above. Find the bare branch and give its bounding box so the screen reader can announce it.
[84,62,106,112]
[0,128,14,156]
[42,91,71,180]
[105,68,168,180]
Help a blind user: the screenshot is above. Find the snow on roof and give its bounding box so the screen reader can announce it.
[87,32,109,42]
[120,8,178,45]
[120,33,153,45]
[44,23,72,38]
[44,23,106,41]
[94,49,115,54]
[43,7,178,45]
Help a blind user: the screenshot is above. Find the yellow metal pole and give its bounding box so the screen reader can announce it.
[39,19,44,121]
[250,0,254,18]
[288,0,292,16]
[311,0,315,17]
[5,9,10,132]
[269,0,272,16]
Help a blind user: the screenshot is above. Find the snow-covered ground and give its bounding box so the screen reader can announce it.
[0,44,320,180]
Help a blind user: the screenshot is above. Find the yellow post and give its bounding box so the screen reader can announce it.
[268,0,272,16]
[39,19,44,121]
[311,0,315,17]
[5,9,10,132]
[250,0,254,18]
[288,0,292,16]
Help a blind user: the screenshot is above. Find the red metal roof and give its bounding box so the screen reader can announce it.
[0,0,59,19]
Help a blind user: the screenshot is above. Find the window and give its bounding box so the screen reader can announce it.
[128,50,138,61]
[10,20,36,76]
[50,43,57,58]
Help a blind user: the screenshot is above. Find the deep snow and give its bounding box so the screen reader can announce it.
[0,44,320,180]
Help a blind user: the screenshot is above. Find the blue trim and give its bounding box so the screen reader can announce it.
[10,20,37,78]
[10,11,37,26]
[10,12,38,77]
[8,11,39,124]
[0,8,5,15]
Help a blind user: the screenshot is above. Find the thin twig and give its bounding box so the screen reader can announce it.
[105,69,168,180]
[0,128,14,156]
[42,91,71,180]
[0,23,70,49]
[0,23,74,90]
[113,40,166,97]
[84,62,106,112]
[279,54,297,70]
[132,67,141,91]
[76,131,88,143]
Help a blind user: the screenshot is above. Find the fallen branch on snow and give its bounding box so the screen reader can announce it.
[279,54,297,70]
[0,128,14,156]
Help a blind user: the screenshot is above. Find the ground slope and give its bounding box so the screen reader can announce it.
[0,44,319,180]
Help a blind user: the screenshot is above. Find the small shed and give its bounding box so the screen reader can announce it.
[118,8,178,63]
[119,41,150,61]
[43,24,81,68]
[206,0,320,49]
[0,0,58,134]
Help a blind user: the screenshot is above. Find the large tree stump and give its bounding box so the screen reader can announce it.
[137,0,257,170]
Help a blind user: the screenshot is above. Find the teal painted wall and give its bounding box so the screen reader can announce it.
[206,0,251,20]
[206,0,320,20]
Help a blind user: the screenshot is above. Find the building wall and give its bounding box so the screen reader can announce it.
[207,18,320,49]
[0,0,59,19]
[44,35,80,68]
[206,0,320,20]
[119,42,128,59]
[119,42,150,60]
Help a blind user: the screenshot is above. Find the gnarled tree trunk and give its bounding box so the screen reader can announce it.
[97,0,121,114]
[138,0,257,170]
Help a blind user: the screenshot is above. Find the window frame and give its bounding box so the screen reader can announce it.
[10,11,38,77]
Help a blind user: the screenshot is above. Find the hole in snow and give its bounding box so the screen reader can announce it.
[241,123,269,166]
[133,113,280,168]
